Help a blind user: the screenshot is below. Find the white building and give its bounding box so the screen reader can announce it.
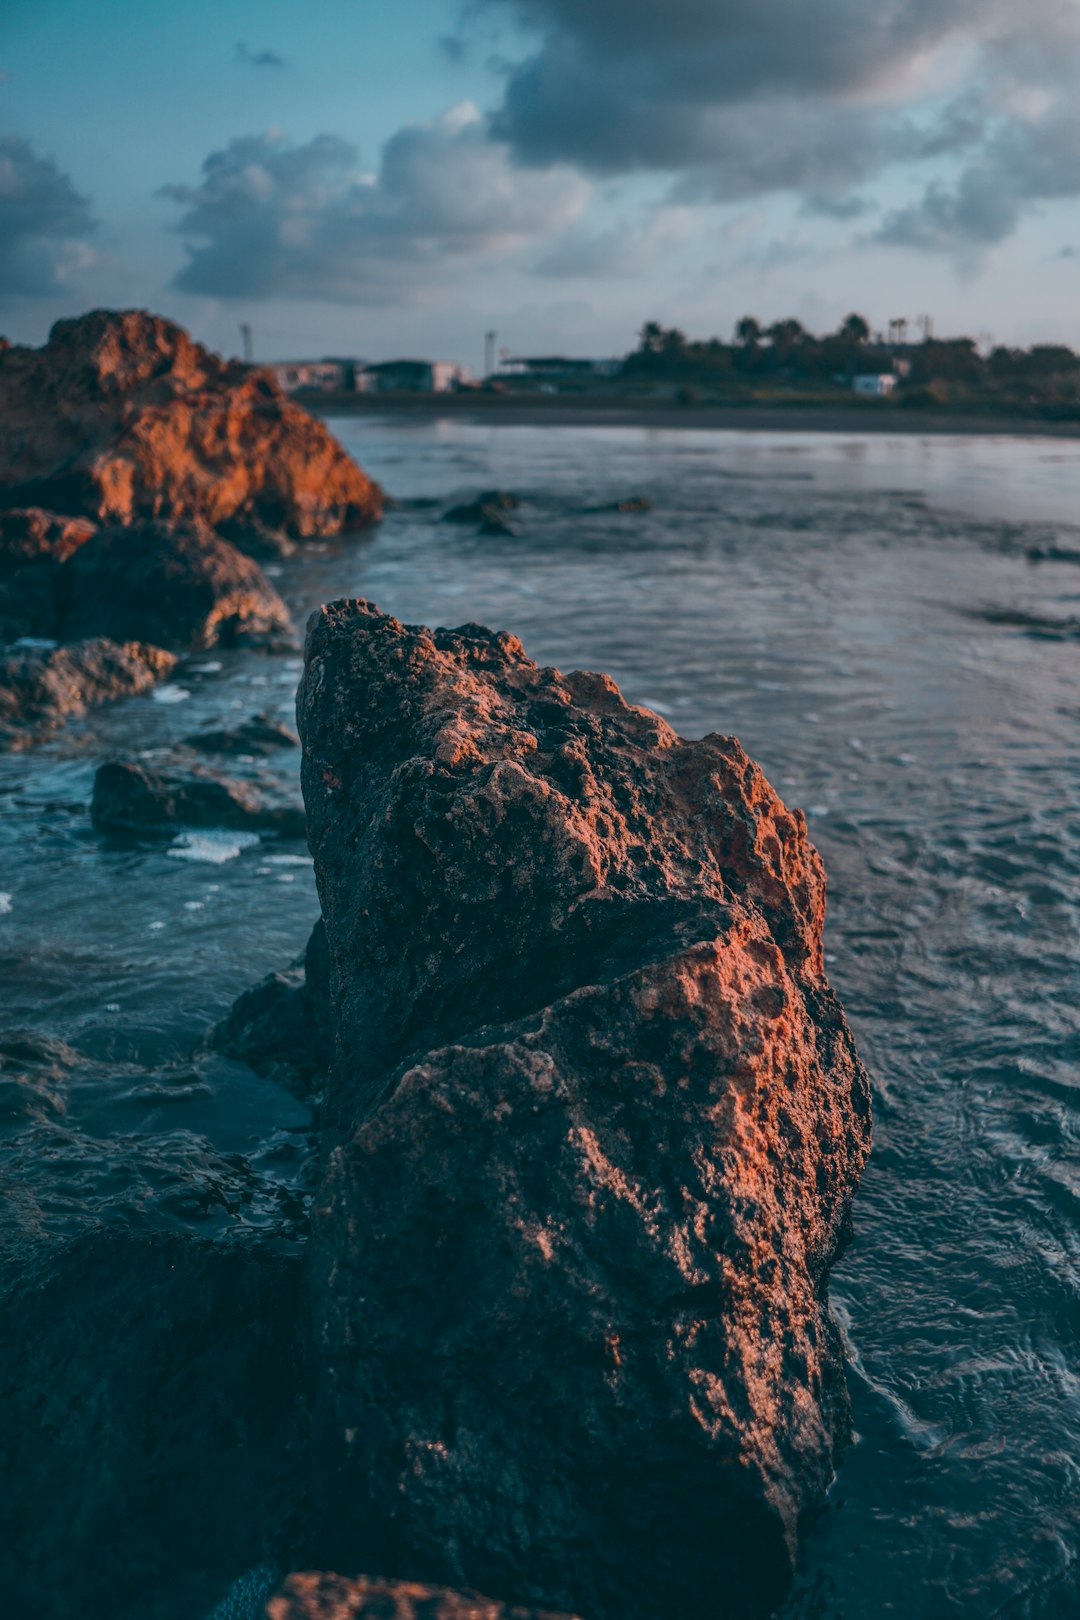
[853,373,898,398]
[361,359,471,393]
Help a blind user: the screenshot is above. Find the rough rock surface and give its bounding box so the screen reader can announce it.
[442,490,520,534]
[59,521,293,650]
[0,638,175,746]
[266,1572,580,1620]
[91,757,306,838]
[0,309,382,544]
[212,920,333,1097]
[297,601,871,1619]
[0,1229,308,1620]
[0,507,96,574]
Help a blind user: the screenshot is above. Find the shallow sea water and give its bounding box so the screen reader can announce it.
[3,419,1079,1616]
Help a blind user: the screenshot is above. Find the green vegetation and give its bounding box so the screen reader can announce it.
[620,316,1080,415]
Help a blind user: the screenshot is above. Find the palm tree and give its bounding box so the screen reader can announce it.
[840,313,870,344]
[735,315,762,347]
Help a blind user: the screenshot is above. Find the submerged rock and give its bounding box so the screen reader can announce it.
[266,1572,580,1620]
[0,309,382,545]
[0,1031,78,1125]
[212,920,332,1098]
[185,712,300,757]
[91,757,306,838]
[297,600,871,1619]
[58,521,293,651]
[442,490,521,534]
[0,638,175,747]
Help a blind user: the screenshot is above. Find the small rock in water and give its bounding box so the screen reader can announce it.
[91,758,306,839]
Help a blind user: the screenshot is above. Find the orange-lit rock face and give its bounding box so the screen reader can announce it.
[0,310,382,542]
[267,1571,581,1620]
[298,601,872,1620]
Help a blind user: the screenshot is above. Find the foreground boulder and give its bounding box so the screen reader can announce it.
[297,601,872,1619]
[91,757,306,838]
[0,309,382,545]
[0,638,175,747]
[266,1572,580,1620]
[57,521,292,651]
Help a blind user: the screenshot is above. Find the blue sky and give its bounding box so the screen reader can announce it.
[2,0,1079,368]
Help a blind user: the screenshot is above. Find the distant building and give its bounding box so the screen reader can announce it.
[853,373,898,398]
[362,359,470,393]
[501,356,621,380]
[268,359,356,393]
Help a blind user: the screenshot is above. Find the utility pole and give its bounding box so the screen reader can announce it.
[484,329,497,378]
[239,322,253,364]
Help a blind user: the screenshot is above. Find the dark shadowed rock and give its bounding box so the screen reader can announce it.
[91,757,306,838]
[0,509,99,640]
[442,490,521,534]
[212,920,332,1097]
[0,1228,308,1620]
[266,1572,580,1620]
[0,309,382,546]
[0,638,176,747]
[185,711,300,756]
[296,600,871,1619]
[0,1031,78,1125]
[58,521,293,651]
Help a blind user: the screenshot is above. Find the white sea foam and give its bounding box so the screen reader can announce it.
[152,684,192,704]
[0,892,12,915]
[166,830,262,864]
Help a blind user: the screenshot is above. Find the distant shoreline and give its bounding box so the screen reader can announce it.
[307,390,1080,440]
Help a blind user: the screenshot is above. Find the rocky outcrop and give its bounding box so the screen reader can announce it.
[91,757,306,838]
[58,521,292,651]
[296,601,871,1619]
[0,507,96,573]
[0,309,382,546]
[0,638,175,747]
[212,921,333,1097]
[266,1572,580,1620]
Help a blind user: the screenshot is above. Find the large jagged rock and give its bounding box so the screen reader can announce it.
[58,521,292,650]
[0,310,382,545]
[266,1572,580,1620]
[0,638,175,747]
[297,601,872,1620]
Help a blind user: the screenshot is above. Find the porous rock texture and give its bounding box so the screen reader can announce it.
[59,521,293,650]
[297,600,872,1620]
[0,309,382,544]
[266,1572,580,1620]
[0,638,175,747]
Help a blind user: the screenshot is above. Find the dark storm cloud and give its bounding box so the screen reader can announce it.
[0,134,97,296]
[475,0,1080,250]
[234,43,287,69]
[161,110,587,302]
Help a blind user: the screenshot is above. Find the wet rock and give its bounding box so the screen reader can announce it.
[0,309,382,546]
[212,920,333,1097]
[0,1227,309,1620]
[0,508,99,640]
[91,757,307,838]
[185,712,300,756]
[0,1031,78,1125]
[0,638,176,747]
[266,1572,580,1620]
[585,495,652,514]
[297,601,871,1619]
[442,490,521,534]
[58,521,293,651]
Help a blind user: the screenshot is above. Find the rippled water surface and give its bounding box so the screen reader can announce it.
[3,420,1080,1616]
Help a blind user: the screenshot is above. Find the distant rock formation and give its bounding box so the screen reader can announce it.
[296,600,872,1619]
[0,309,382,545]
[60,521,293,651]
[0,638,175,748]
[266,1572,580,1620]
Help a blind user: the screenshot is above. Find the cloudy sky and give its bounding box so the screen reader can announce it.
[3,0,1080,368]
